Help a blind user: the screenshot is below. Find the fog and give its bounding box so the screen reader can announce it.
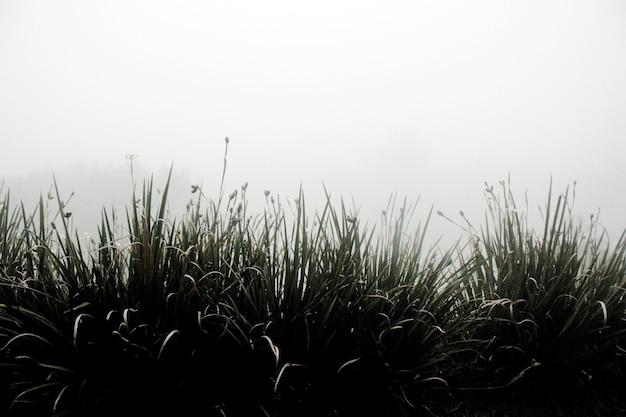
[1,1,625,250]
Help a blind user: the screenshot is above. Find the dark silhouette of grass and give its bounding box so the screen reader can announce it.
[1,148,625,416]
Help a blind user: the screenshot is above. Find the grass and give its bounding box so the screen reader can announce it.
[452,180,626,392]
[1,149,625,416]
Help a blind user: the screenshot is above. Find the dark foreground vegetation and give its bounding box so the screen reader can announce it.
[1,159,626,416]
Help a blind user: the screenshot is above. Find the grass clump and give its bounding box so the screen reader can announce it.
[0,159,625,416]
[449,180,626,395]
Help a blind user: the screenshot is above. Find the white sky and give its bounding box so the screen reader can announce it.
[1,1,625,248]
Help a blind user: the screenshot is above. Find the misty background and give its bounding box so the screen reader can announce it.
[1,1,625,250]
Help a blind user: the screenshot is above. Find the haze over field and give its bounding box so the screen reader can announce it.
[1,1,625,249]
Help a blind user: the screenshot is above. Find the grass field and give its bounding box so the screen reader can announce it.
[1,149,625,416]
